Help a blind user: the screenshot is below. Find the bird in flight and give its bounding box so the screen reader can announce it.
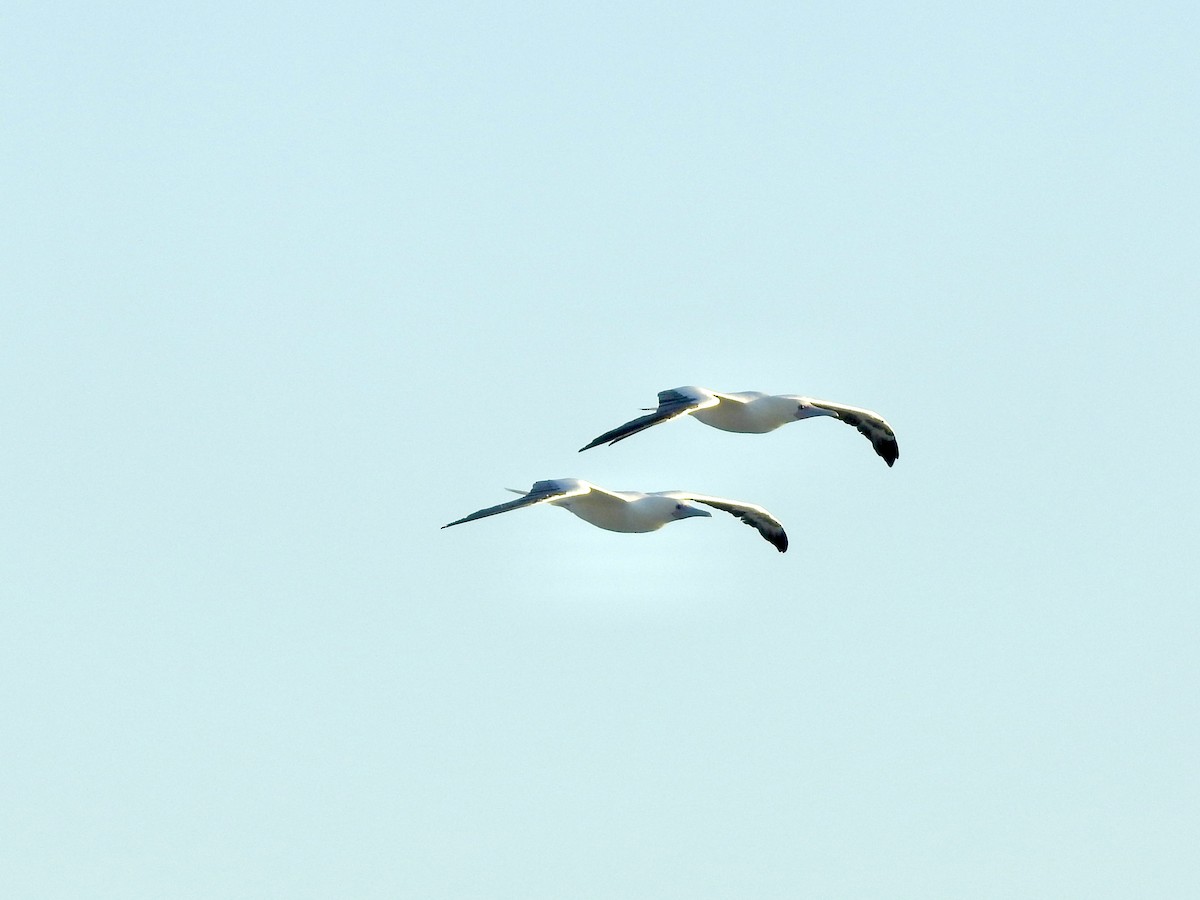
[441,478,788,552]
[579,385,899,467]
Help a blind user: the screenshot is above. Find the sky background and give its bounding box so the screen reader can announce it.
[3,1,1198,897]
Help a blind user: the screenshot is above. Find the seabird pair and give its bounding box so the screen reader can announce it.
[442,386,899,552]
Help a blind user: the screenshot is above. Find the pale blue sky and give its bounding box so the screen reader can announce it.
[3,1,1198,897]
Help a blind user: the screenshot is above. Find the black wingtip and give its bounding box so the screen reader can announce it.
[579,434,627,452]
[877,440,899,467]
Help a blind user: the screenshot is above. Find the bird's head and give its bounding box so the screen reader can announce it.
[670,501,711,520]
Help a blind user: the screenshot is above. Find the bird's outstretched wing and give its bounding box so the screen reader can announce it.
[579,387,719,451]
[805,399,899,467]
[660,492,788,552]
[441,479,590,529]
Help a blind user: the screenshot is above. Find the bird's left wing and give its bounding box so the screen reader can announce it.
[579,387,719,451]
[441,479,591,529]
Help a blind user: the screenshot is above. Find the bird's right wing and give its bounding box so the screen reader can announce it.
[441,479,591,529]
[579,387,719,451]
[661,492,789,552]
[805,399,899,467]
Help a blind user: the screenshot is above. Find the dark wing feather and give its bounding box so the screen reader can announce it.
[808,400,899,467]
[579,389,710,451]
[441,480,586,529]
[680,494,788,552]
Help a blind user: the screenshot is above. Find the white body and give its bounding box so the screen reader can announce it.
[690,390,817,433]
[549,486,704,533]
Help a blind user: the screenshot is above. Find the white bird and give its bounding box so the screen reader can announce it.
[579,385,899,466]
[441,478,788,552]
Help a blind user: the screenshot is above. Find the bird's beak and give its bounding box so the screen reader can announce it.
[673,505,712,520]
